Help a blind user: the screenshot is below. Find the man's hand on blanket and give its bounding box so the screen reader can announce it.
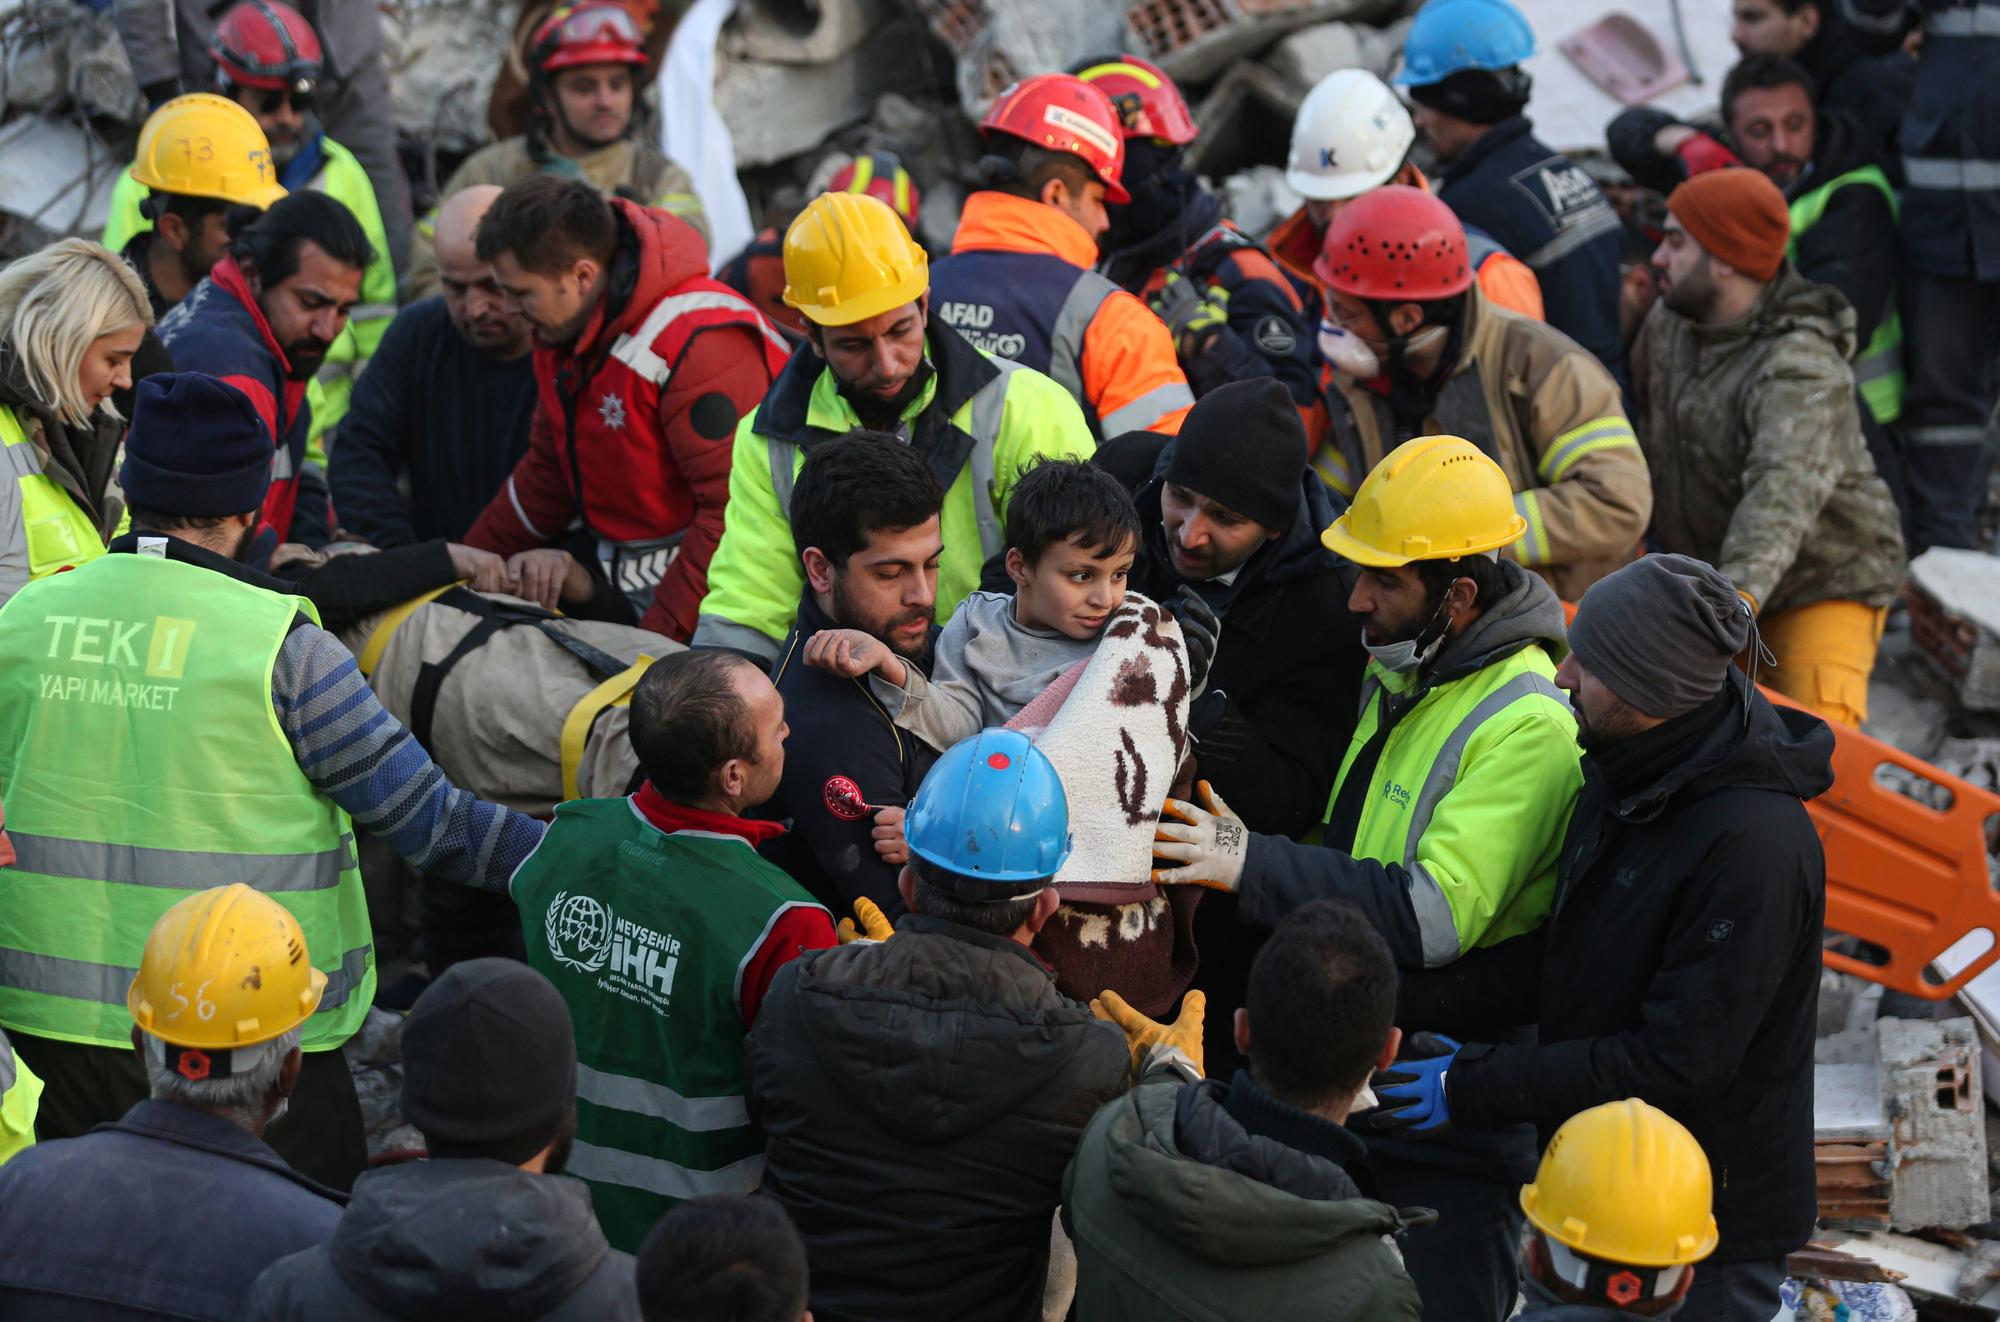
[1151,778,1247,893]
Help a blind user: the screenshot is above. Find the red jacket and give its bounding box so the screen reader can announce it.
[466,201,791,640]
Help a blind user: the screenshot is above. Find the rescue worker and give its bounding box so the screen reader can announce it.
[691,190,1094,662]
[0,372,545,1191]
[510,649,837,1251]
[462,174,791,641]
[0,239,153,604]
[929,73,1195,438]
[1152,436,1583,1321]
[718,149,926,340]
[408,0,707,300]
[1731,0,1913,165]
[0,886,345,1319]
[1396,0,1628,384]
[1073,54,1318,408]
[1270,68,1543,325]
[106,0,395,451]
[1312,187,1650,601]
[1516,1102,1719,1319]
[1842,0,2000,551]
[747,729,1131,1322]
[158,189,372,555]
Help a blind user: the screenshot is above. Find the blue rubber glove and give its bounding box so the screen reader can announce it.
[1358,1032,1461,1136]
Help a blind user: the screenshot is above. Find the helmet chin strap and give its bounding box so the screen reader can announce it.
[1376,296,1468,428]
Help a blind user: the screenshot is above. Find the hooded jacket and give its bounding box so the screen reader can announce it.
[1632,262,1905,615]
[240,1157,636,1321]
[746,914,1131,1322]
[463,199,791,640]
[1442,673,1832,1261]
[1063,1068,1423,1320]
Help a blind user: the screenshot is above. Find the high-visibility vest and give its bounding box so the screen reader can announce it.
[0,1027,39,1166]
[1789,165,1906,426]
[512,795,827,1251]
[0,551,373,1051]
[0,405,106,589]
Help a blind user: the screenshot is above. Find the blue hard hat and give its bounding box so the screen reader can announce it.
[905,729,1071,892]
[1396,0,1536,86]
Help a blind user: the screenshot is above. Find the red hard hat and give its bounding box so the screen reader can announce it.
[211,0,321,94]
[980,74,1131,204]
[1314,185,1473,301]
[1071,54,1198,146]
[827,151,922,228]
[531,1,648,74]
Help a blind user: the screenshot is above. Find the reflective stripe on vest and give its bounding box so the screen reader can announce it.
[1929,7,2000,36]
[0,406,105,584]
[0,553,373,1050]
[1048,274,1116,404]
[1903,157,2000,191]
[1788,165,1906,424]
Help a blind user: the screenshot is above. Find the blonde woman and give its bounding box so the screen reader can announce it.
[0,238,153,605]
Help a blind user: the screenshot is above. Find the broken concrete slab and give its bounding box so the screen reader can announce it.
[1906,549,2000,712]
[905,0,1132,117]
[0,115,122,258]
[1218,164,1300,240]
[1262,14,1412,92]
[1130,0,1401,87]
[1184,60,1298,179]
[1880,1016,1990,1231]
[1813,1230,2000,1313]
[731,0,897,64]
[385,3,514,159]
[716,16,927,167]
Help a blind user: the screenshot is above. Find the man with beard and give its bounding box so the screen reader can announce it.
[331,185,540,550]
[1385,555,1831,1321]
[1151,436,1581,1321]
[692,190,1093,663]
[462,174,790,641]
[407,1,706,301]
[759,434,945,919]
[1311,186,1650,603]
[1072,56,1317,411]
[158,189,373,558]
[1634,168,1904,727]
[0,373,546,1192]
[244,959,641,1319]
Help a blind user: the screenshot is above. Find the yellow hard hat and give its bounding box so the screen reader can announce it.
[781,191,928,328]
[128,884,325,1050]
[1520,1099,1720,1269]
[1320,434,1527,566]
[130,93,288,210]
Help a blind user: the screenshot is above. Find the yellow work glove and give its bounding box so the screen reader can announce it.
[1151,780,1247,893]
[836,896,895,944]
[1090,988,1207,1080]
[1149,270,1231,359]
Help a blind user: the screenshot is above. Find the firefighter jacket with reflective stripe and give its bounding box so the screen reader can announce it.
[512,790,830,1251]
[0,405,107,602]
[0,552,372,1052]
[1789,164,1906,425]
[1317,288,1651,603]
[931,191,1193,439]
[690,323,1095,662]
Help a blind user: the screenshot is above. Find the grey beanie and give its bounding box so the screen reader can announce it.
[1568,555,1751,718]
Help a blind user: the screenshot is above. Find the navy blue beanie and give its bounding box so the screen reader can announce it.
[118,373,273,517]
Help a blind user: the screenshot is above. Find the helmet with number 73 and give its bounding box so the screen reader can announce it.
[905,729,1072,899]
[979,74,1132,204]
[130,93,288,209]
[129,883,325,1063]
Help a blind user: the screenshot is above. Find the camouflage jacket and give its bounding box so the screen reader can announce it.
[1631,264,1904,614]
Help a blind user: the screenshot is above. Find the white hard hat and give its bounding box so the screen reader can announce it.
[1285,69,1417,201]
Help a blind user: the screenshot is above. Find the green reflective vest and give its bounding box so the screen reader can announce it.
[692,348,1095,660]
[1329,648,1582,966]
[0,551,373,1051]
[0,405,105,593]
[104,135,395,448]
[512,796,828,1251]
[0,1027,40,1166]
[1789,165,1905,426]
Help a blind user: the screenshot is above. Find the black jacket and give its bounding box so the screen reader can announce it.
[757,591,940,918]
[241,1157,636,1321]
[1436,117,1627,387]
[1794,11,1916,175]
[1438,673,1832,1261]
[746,914,1131,1322]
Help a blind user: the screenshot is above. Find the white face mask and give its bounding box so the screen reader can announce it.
[1362,599,1453,673]
[1318,319,1451,380]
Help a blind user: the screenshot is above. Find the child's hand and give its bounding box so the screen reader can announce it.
[803,628,903,683]
[871,805,908,866]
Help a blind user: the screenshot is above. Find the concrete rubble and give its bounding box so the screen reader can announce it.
[1906,549,2000,713]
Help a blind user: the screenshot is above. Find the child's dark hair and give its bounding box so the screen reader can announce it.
[1005,456,1141,566]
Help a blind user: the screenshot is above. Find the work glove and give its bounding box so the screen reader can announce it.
[1351,1032,1461,1137]
[1150,271,1231,359]
[1167,585,1218,694]
[1151,780,1247,893]
[1091,988,1206,1080]
[836,897,895,944]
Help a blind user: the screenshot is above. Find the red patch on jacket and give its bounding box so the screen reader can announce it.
[823,776,869,820]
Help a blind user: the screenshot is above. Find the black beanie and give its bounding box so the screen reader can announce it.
[118,373,274,517]
[401,958,577,1165]
[1407,68,1532,126]
[1568,555,1752,719]
[1163,378,1307,531]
